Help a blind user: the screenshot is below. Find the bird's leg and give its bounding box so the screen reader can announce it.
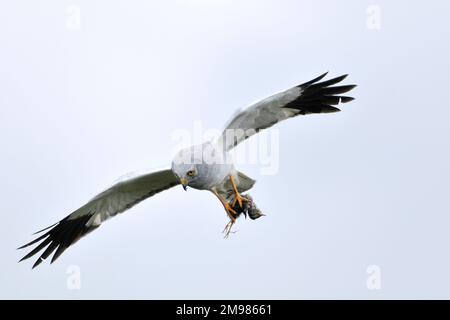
[212,189,238,238]
[212,190,237,221]
[229,175,248,209]
[222,220,236,239]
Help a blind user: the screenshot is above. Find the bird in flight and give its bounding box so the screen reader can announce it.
[19,72,356,268]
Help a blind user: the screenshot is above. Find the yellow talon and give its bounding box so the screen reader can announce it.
[229,175,248,209]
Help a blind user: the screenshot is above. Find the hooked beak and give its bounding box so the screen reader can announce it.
[180,178,188,191]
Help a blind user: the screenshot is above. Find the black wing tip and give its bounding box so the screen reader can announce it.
[298,72,328,87]
[299,73,355,91]
[32,258,44,269]
[317,71,329,79]
[340,96,355,103]
[18,215,96,269]
[284,72,356,114]
[32,222,59,235]
[342,84,357,90]
[319,71,329,79]
[335,74,349,83]
[326,106,342,113]
[328,74,348,81]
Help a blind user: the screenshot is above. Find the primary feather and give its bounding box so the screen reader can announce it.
[218,72,356,151]
[18,169,179,268]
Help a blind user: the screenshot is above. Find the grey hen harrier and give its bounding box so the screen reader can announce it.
[19,72,356,268]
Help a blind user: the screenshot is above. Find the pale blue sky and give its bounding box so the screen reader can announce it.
[1,0,449,299]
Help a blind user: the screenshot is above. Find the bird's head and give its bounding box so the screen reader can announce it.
[171,147,200,191]
[172,165,198,191]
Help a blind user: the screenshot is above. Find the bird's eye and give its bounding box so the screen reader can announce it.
[186,170,195,177]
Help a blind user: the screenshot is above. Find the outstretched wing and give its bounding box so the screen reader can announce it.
[18,168,179,268]
[217,72,356,151]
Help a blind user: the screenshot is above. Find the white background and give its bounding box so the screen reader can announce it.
[1,0,449,299]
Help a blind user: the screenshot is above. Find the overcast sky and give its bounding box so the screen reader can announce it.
[1,0,450,299]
